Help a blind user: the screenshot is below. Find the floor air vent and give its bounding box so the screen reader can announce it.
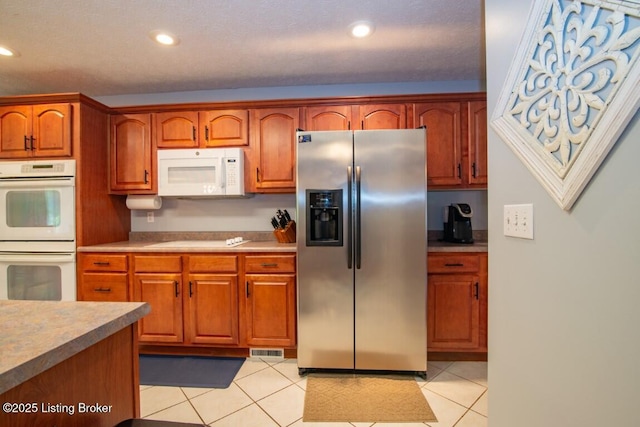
[249,348,284,360]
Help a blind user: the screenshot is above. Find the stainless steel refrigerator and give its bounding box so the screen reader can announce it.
[296,129,427,378]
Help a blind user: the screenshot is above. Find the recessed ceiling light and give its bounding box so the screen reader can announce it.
[349,21,375,38]
[149,30,180,46]
[0,46,18,57]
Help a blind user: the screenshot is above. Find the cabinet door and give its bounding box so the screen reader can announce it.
[134,273,183,343]
[110,113,154,193]
[245,274,296,347]
[32,104,72,157]
[155,111,198,148]
[359,104,406,129]
[427,274,480,350]
[414,102,463,187]
[250,108,299,191]
[467,101,488,186]
[199,110,249,147]
[0,106,32,158]
[305,105,353,130]
[187,274,239,345]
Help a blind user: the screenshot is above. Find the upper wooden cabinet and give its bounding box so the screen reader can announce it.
[414,102,463,187]
[0,104,71,158]
[154,110,249,149]
[304,104,407,131]
[249,107,300,192]
[413,99,487,189]
[110,113,155,194]
[155,111,198,148]
[467,101,488,186]
[359,104,407,130]
[199,110,249,147]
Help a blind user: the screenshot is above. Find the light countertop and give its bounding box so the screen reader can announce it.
[0,300,149,394]
[78,239,484,253]
[427,239,488,253]
[78,240,296,253]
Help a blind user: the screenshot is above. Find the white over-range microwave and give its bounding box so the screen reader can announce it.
[157,148,245,197]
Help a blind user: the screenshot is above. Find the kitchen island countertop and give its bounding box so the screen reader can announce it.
[0,300,149,394]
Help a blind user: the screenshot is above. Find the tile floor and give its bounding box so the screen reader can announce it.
[140,358,487,427]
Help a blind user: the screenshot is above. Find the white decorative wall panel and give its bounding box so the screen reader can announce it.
[491,0,640,210]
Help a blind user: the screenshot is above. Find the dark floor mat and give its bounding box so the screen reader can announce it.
[139,355,245,389]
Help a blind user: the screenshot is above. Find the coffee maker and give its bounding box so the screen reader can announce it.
[444,203,474,243]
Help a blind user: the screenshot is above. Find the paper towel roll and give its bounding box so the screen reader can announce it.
[126,195,162,210]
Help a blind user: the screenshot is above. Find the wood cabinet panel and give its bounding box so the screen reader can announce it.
[414,102,463,187]
[155,111,198,148]
[134,255,182,273]
[79,272,128,302]
[187,274,239,345]
[110,113,154,193]
[428,274,480,349]
[249,107,299,191]
[245,273,296,347]
[304,105,353,130]
[32,104,72,157]
[135,273,183,343]
[359,104,406,129]
[200,110,249,147]
[0,104,71,158]
[245,255,296,273]
[79,253,128,272]
[427,254,480,273]
[467,100,488,186]
[188,255,238,273]
[427,252,487,354]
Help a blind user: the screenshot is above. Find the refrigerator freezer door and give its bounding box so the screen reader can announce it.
[297,131,354,370]
[353,129,427,372]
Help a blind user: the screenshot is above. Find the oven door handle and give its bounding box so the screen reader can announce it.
[0,177,75,188]
[0,253,75,263]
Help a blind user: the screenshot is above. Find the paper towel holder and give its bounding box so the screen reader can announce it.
[126,195,163,210]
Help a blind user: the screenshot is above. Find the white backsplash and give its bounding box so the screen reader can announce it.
[130,191,488,233]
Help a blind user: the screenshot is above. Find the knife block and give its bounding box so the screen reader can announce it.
[274,220,296,243]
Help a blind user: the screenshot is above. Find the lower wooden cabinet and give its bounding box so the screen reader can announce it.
[77,253,129,301]
[427,252,488,355]
[79,251,296,350]
[133,255,184,343]
[186,255,240,345]
[244,255,297,347]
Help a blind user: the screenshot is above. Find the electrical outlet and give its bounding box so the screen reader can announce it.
[147,211,154,223]
[504,204,533,239]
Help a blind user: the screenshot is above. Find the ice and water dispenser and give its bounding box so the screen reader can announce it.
[305,189,343,246]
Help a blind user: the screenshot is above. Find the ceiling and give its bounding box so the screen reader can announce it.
[0,0,486,98]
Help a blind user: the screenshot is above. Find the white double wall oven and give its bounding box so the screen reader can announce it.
[0,159,76,301]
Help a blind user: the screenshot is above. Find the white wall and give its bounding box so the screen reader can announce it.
[94,81,484,107]
[486,1,640,426]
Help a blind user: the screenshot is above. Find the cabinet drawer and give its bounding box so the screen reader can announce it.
[188,255,238,273]
[428,254,480,273]
[134,255,182,273]
[245,255,296,273]
[80,254,128,272]
[79,273,128,301]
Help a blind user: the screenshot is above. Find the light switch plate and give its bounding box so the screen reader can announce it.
[504,204,534,239]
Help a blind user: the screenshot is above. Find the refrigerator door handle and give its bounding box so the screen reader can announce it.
[355,165,362,269]
[347,166,353,269]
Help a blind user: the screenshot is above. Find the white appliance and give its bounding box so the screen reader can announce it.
[0,159,77,301]
[296,130,427,378]
[157,148,245,197]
